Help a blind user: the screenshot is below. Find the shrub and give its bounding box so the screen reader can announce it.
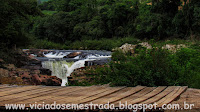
[66,37,139,50]
[92,48,200,88]
[30,39,67,49]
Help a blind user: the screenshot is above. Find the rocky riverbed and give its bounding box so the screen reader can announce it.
[0,49,61,86]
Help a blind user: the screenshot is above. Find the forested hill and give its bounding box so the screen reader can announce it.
[36,0,200,43]
[0,0,200,51]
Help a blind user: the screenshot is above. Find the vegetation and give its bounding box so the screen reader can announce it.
[1,0,200,50]
[0,0,200,88]
[33,0,200,44]
[78,47,200,89]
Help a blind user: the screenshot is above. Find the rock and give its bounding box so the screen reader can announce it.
[32,74,42,85]
[112,43,137,54]
[79,53,89,59]
[20,72,31,79]
[4,64,16,70]
[119,43,137,53]
[0,49,62,86]
[40,75,61,86]
[0,68,9,77]
[64,52,82,58]
[22,65,42,70]
[23,49,51,57]
[32,70,40,74]
[162,44,187,53]
[177,44,187,49]
[138,42,152,49]
[40,68,52,76]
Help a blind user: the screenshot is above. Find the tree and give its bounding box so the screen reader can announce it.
[0,0,41,48]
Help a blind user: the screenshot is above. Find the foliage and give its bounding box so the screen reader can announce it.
[1,0,200,50]
[33,0,200,44]
[42,10,57,15]
[30,39,67,49]
[173,0,200,38]
[0,0,41,49]
[65,37,139,50]
[32,12,72,43]
[91,48,200,88]
[33,0,140,43]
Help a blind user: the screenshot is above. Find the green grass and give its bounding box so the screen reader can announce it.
[42,10,57,15]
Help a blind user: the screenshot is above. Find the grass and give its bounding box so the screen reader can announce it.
[42,10,57,15]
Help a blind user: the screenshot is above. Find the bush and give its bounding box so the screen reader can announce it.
[30,39,67,49]
[92,48,200,88]
[66,37,139,50]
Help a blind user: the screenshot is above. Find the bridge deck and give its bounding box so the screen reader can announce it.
[0,85,188,110]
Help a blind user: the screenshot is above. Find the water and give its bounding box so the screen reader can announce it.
[40,50,111,86]
[42,60,74,86]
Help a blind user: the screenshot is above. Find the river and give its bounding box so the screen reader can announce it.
[29,50,112,86]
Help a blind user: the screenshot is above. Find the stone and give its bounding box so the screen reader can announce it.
[0,68,9,77]
[64,52,82,58]
[32,74,42,85]
[162,44,187,53]
[138,42,152,49]
[20,72,31,79]
[114,43,137,54]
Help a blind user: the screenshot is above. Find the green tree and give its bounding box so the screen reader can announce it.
[0,0,41,48]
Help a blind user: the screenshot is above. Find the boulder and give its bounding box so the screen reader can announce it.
[32,74,42,85]
[23,49,51,57]
[138,42,152,49]
[120,43,137,53]
[0,68,9,77]
[79,53,89,59]
[113,43,137,54]
[64,52,82,58]
[162,44,186,53]
[40,75,61,86]
[20,72,31,79]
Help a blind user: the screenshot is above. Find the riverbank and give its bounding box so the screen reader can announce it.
[0,49,61,86]
[68,40,200,89]
[0,39,199,88]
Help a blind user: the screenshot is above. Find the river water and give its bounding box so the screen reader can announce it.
[32,50,111,86]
